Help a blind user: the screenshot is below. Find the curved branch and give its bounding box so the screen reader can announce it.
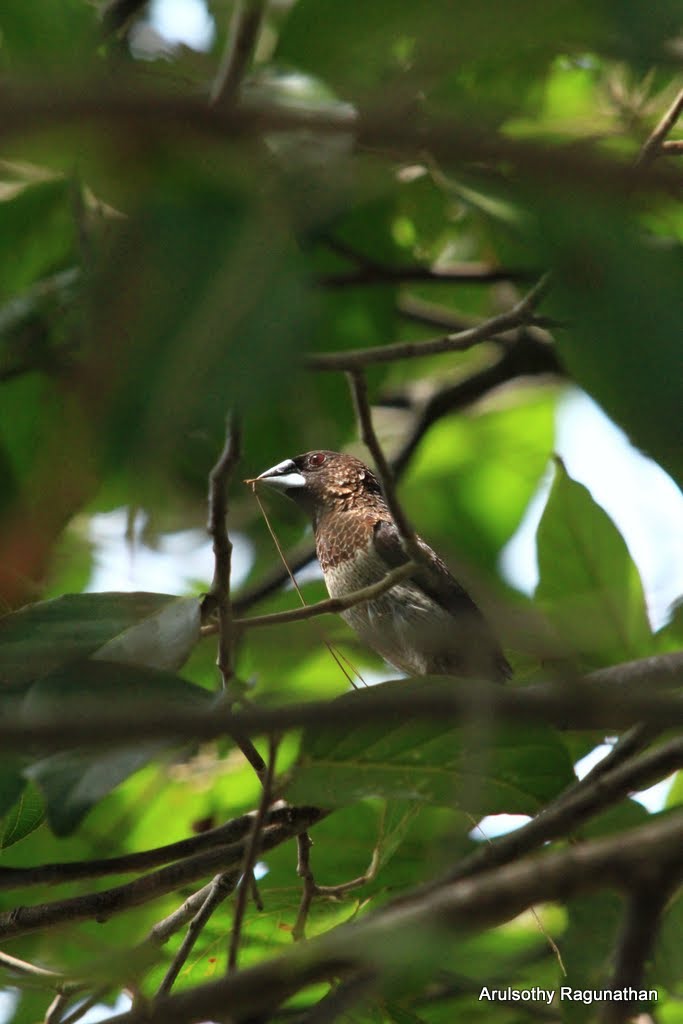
[0,808,323,940]
[0,653,682,753]
[0,805,314,891]
[307,277,550,371]
[92,814,683,1024]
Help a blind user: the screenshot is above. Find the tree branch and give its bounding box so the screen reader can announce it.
[636,86,683,167]
[205,417,267,780]
[307,276,550,371]
[424,734,683,893]
[347,369,418,554]
[228,735,278,970]
[1,653,683,753]
[602,881,673,1024]
[205,561,416,632]
[0,805,312,891]
[89,814,683,1024]
[156,872,238,996]
[206,415,241,689]
[0,808,323,941]
[210,0,266,108]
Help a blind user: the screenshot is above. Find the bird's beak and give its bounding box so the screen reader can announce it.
[253,458,307,492]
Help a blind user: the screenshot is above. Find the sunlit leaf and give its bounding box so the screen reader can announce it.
[535,460,653,667]
[0,592,200,688]
[286,679,574,813]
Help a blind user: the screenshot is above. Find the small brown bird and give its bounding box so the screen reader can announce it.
[256,451,510,681]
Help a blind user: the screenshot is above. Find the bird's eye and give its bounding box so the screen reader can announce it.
[308,452,327,468]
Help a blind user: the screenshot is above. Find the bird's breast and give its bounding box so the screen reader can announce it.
[322,547,454,675]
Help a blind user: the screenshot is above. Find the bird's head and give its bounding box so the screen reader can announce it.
[253,450,383,521]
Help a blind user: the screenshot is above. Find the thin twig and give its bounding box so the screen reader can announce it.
[210,0,266,108]
[59,990,109,1024]
[207,415,241,689]
[206,417,267,780]
[228,735,278,971]
[292,832,315,942]
[203,561,417,634]
[157,872,239,996]
[298,971,377,1024]
[77,814,683,1024]
[0,950,68,987]
[637,86,683,166]
[602,881,673,1024]
[413,734,683,898]
[661,138,683,153]
[0,806,323,941]
[293,831,381,942]
[147,882,216,947]
[248,486,362,688]
[307,275,550,370]
[0,805,309,892]
[347,369,418,552]
[45,994,70,1024]
[391,330,562,477]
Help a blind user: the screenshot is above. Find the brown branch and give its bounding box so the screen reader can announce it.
[2,86,683,200]
[147,881,216,948]
[0,797,310,893]
[207,415,241,689]
[298,971,377,1024]
[661,138,683,154]
[0,807,323,941]
[347,369,418,554]
[391,329,563,477]
[0,950,71,989]
[307,276,550,371]
[156,872,238,996]
[425,734,683,893]
[293,830,381,942]
[86,814,683,1024]
[602,882,673,1024]
[637,86,683,166]
[228,735,278,970]
[1,653,683,754]
[212,560,416,632]
[210,0,266,108]
[206,417,267,780]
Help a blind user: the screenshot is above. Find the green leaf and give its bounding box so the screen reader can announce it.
[535,460,652,667]
[0,592,200,689]
[0,178,76,303]
[26,746,164,837]
[0,756,27,816]
[537,197,683,488]
[21,660,212,834]
[1,781,45,848]
[286,679,574,813]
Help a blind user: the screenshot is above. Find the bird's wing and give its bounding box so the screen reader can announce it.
[372,519,482,619]
[373,519,513,680]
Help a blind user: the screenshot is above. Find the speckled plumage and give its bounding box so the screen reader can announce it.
[256,451,511,681]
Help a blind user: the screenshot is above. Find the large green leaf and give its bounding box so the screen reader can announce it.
[535,460,653,667]
[1,781,45,849]
[0,591,200,689]
[537,197,683,488]
[286,679,574,813]
[20,659,212,834]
